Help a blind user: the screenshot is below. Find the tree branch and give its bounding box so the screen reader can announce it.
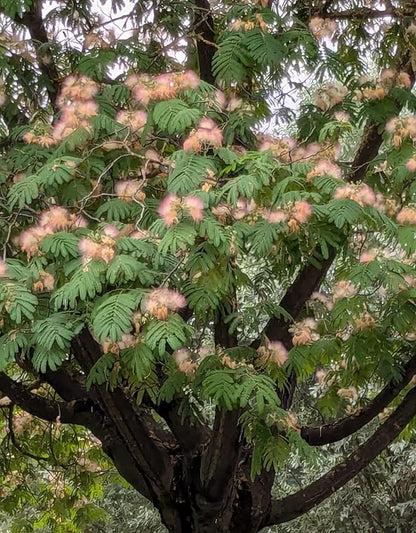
[301,353,416,445]
[193,0,216,84]
[0,371,94,425]
[14,0,60,110]
[265,386,416,526]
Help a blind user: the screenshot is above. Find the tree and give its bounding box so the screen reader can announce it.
[1,0,416,531]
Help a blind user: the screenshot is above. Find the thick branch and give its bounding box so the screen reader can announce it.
[266,386,416,526]
[301,353,416,445]
[14,1,60,109]
[72,329,177,491]
[193,0,216,84]
[0,371,94,425]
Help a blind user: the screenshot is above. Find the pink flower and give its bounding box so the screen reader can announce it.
[396,72,412,89]
[179,70,200,89]
[397,207,416,225]
[333,280,357,302]
[184,196,204,222]
[292,201,313,223]
[334,184,376,206]
[158,194,180,226]
[79,238,101,260]
[337,387,358,401]
[19,227,51,257]
[103,225,120,238]
[267,341,289,366]
[39,207,70,231]
[266,209,287,224]
[307,159,342,181]
[143,287,186,320]
[258,341,288,366]
[406,158,416,172]
[359,249,378,263]
[115,180,141,202]
[290,318,320,346]
[0,259,8,278]
[308,17,337,40]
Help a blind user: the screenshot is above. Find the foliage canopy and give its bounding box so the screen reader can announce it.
[1,0,416,531]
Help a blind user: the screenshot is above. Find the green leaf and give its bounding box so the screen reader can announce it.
[153,99,202,134]
[41,232,80,260]
[91,292,137,342]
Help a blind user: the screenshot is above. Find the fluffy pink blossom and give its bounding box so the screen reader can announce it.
[397,71,412,89]
[397,206,416,225]
[39,207,71,231]
[307,159,342,181]
[19,227,51,257]
[143,287,186,320]
[265,209,287,224]
[359,248,378,263]
[103,225,120,238]
[158,194,180,226]
[78,238,102,260]
[292,201,313,223]
[337,387,358,401]
[184,196,204,222]
[308,17,337,40]
[183,118,223,152]
[0,259,8,278]
[315,369,327,384]
[406,158,416,172]
[310,291,333,310]
[116,109,148,132]
[380,68,396,88]
[290,318,320,346]
[334,184,376,206]
[115,180,142,202]
[333,280,357,302]
[179,70,200,89]
[268,341,289,366]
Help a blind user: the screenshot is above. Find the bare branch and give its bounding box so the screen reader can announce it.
[301,353,416,445]
[265,386,416,526]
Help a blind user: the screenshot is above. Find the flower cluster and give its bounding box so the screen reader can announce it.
[356,69,412,103]
[32,270,55,292]
[23,75,99,147]
[334,183,376,206]
[173,349,197,377]
[115,109,148,133]
[314,83,348,111]
[337,386,358,401]
[78,225,121,264]
[310,291,334,311]
[397,206,416,225]
[183,118,223,152]
[290,318,320,346]
[257,340,289,367]
[20,206,87,257]
[359,248,378,263]
[307,158,342,181]
[385,115,416,148]
[259,136,339,165]
[158,194,204,226]
[230,12,269,33]
[332,280,357,302]
[308,17,337,40]
[115,180,146,203]
[102,333,137,355]
[354,312,376,331]
[126,70,200,105]
[0,259,7,278]
[143,287,186,320]
[264,200,313,231]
